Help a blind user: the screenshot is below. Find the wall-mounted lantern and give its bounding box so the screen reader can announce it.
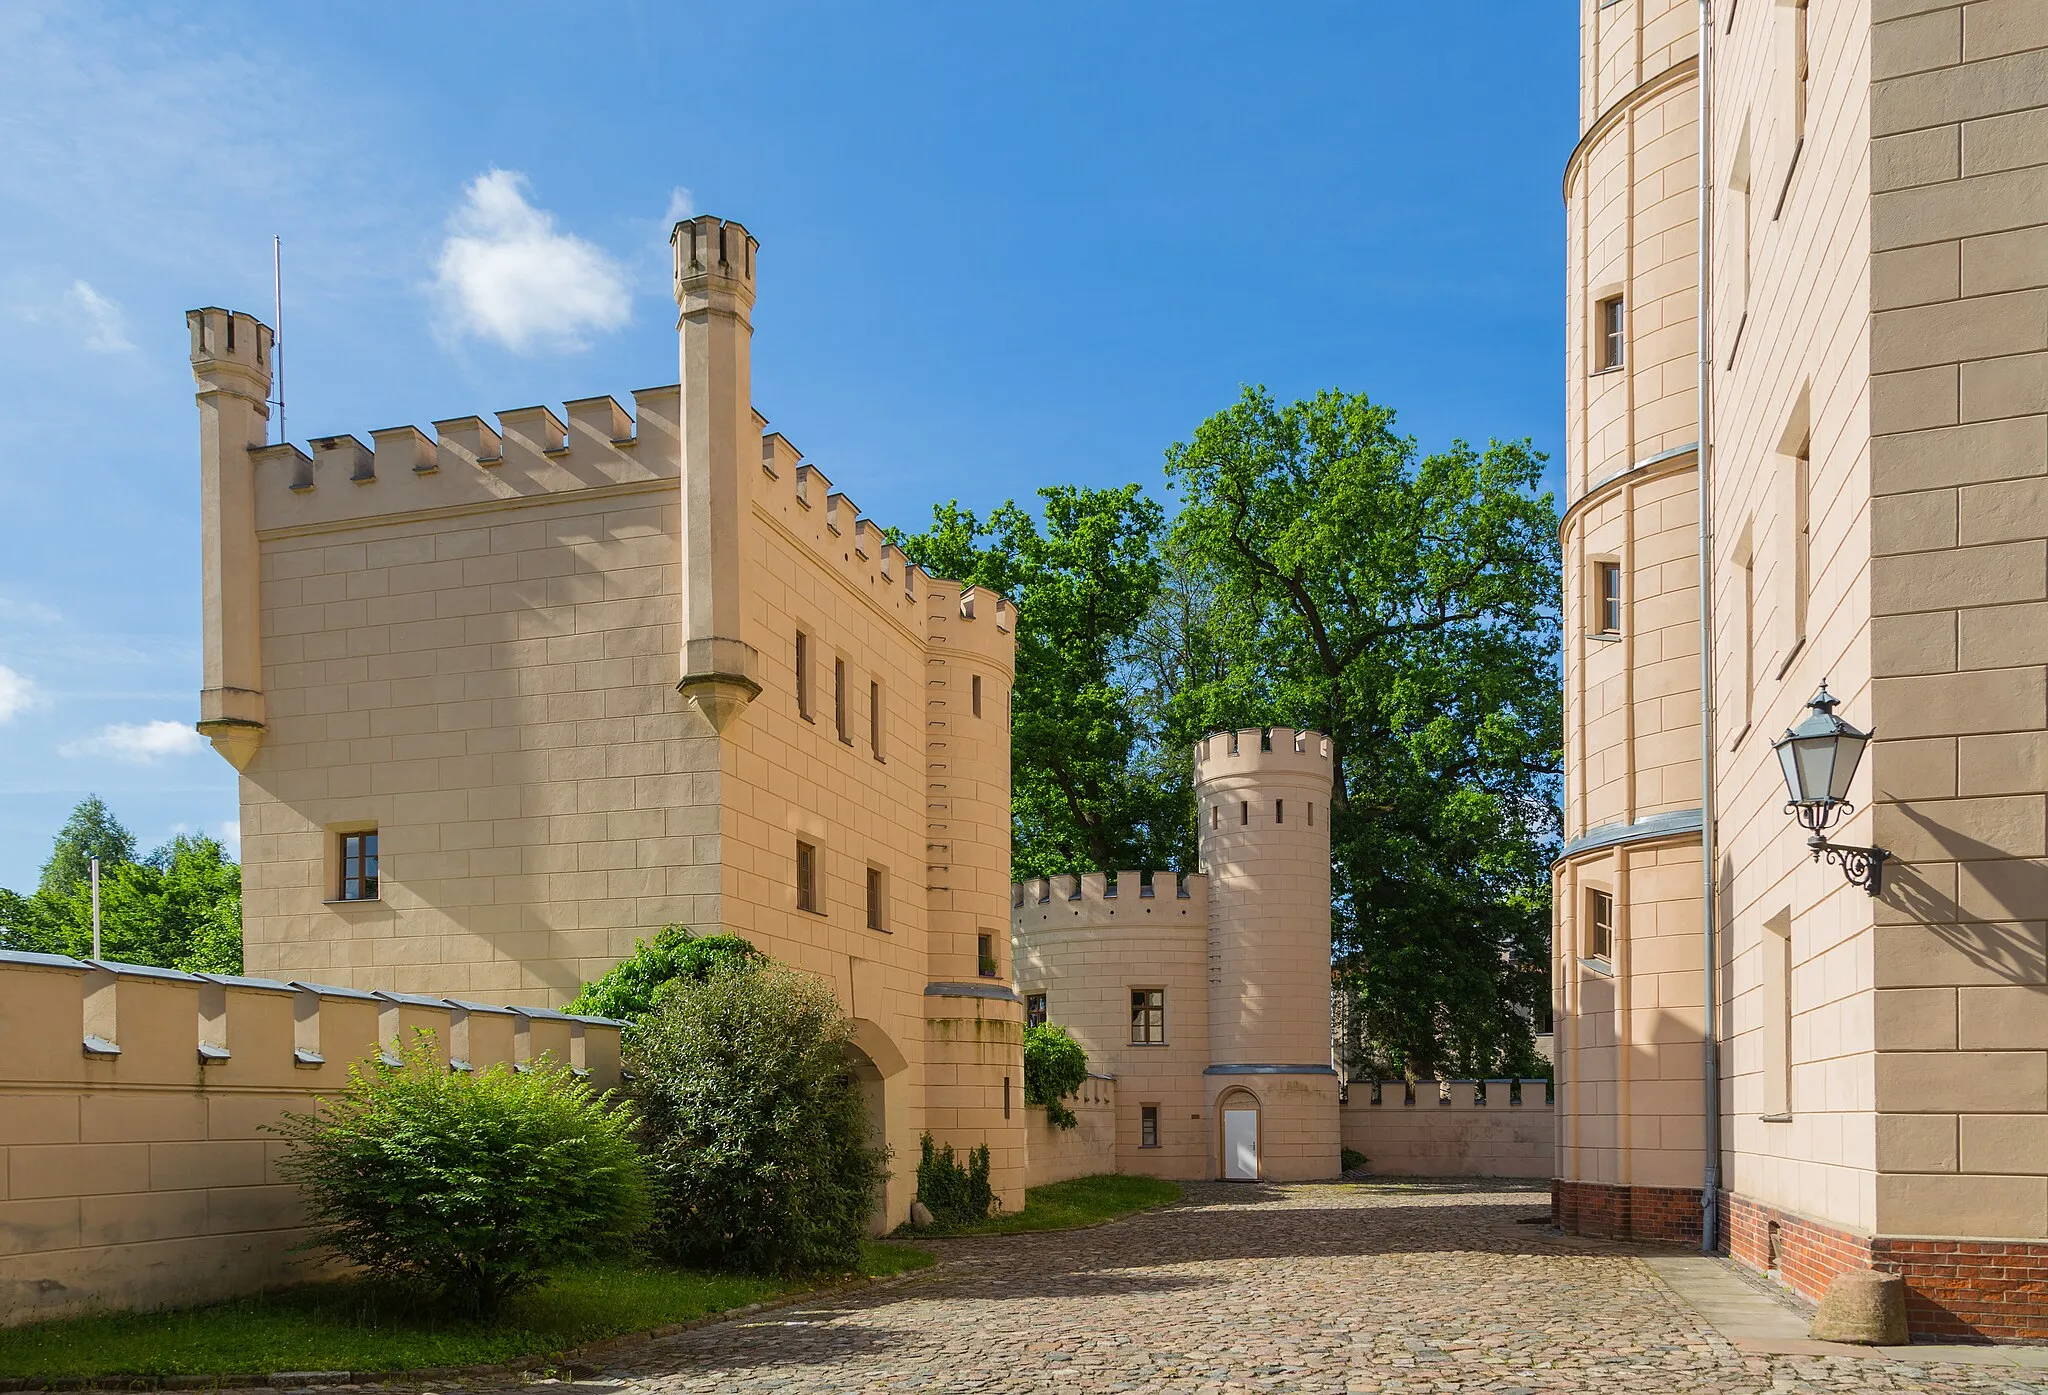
[1771,681,1888,895]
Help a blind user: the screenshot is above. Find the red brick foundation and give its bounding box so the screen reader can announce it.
[1551,1179,1702,1245]
[1721,1193,2048,1342]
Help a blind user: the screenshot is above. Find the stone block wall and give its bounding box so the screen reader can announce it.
[1342,1080,1555,1179]
[0,951,623,1326]
[1022,1075,1118,1188]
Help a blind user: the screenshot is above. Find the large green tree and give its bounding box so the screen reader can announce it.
[894,484,1190,876]
[1163,386,1561,1078]
[1,799,242,973]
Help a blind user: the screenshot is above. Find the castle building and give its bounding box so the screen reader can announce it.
[188,216,1025,1225]
[1557,0,2048,1339]
[1011,727,1342,1181]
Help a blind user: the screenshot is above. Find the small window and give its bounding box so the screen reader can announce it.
[834,657,850,743]
[1276,799,1284,824]
[795,632,812,721]
[338,831,379,901]
[1596,296,1625,370]
[1211,804,1218,830]
[1004,1075,1012,1120]
[1240,801,1249,826]
[1131,988,1165,1044]
[1588,888,1615,961]
[796,840,821,915]
[1597,561,1622,635]
[866,865,886,930]
[978,932,1000,979]
[1308,802,1315,827]
[870,680,884,761]
[972,673,982,717]
[1026,992,1048,1028]
[1140,1105,1159,1149]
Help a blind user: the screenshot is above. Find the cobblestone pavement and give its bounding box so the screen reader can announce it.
[607,1181,2048,1394]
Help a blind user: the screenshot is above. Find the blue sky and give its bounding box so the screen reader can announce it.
[0,1,1576,892]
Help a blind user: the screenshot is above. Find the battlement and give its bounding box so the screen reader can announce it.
[187,307,273,393]
[1354,1078,1555,1108]
[0,948,624,1090]
[672,215,757,307]
[1194,726,1333,785]
[1010,870,1208,928]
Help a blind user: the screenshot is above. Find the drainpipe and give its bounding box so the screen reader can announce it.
[1696,0,1722,1257]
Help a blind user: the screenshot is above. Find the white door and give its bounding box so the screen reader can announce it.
[1223,1107,1259,1180]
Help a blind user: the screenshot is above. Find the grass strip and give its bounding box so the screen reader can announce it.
[0,1242,933,1380]
[904,1173,1183,1237]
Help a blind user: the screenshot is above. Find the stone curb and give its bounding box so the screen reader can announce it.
[0,1261,951,1393]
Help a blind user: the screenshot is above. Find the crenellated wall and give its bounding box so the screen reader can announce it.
[1343,1080,1556,1180]
[0,951,624,1326]
[1022,1074,1118,1188]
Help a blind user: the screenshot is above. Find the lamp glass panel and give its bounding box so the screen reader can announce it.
[1828,731,1867,801]
[1793,736,1837,805]
[1776,741,1802,802]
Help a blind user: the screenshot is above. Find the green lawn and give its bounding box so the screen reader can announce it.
[906,1173,1183,1237]
[0,1242,933,1380]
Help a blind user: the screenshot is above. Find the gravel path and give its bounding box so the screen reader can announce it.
[607,1180,2048,1394]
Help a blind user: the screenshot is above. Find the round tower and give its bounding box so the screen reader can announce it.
[1195,726,1338,1181]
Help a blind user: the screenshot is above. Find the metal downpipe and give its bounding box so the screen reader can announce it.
[1696,0,1722,1257]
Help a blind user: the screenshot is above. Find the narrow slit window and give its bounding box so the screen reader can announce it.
[1211,804,1219,830]
[1597,561,1622,635]
[1276,799,1284,824]
[866,866,885,930]
[1588,888,1615,961]
[339,831,379,901]
[1004,1075,1012,1120]
[796,840,820,914]
[1308,802,1315,827]
[972,673,983,717]
[795,632,812,721]
[978,932,999,979]
[870,680,884,760]
[1240,801,1249,826]
[1596,295,1625,371]
[834,658,850,743]
[1140,1105,1159,1148]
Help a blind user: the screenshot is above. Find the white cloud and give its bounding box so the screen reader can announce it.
[0,665,37,722]
[664,186,696,227]
[60,719,205,763]
[66,278,131,351]
[431,169,630,354]
[218,819,241,858]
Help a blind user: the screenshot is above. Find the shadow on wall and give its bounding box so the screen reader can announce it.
[1880,800,2048,985]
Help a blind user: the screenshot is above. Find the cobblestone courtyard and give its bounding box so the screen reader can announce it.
[608,1182,2048,1394]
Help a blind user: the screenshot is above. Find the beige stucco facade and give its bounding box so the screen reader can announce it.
[1557,0,2048,1340]
[1011,728,1341,1182]
[188,216,1026,1226]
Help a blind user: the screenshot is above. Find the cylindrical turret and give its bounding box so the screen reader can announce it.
[1195,726,1337,1181]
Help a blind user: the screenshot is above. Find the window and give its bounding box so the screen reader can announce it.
[1240,801,1249,826]
[1140,1105,1160,1149]
[1211,804,1218,830]
[338,831,379,901]
[972,673,983,717]
[1276,799,1284,824]
[1741,533,1757,737]
[1131,988,1165,1044]
[1789,431,1811,659]
[1004,1075,1012,1119]
[870,680,884,760]
[795,632,813,721]
[866,865,887,931]
[1596,295,1625,371]
[1596,560,1622,635]
[1308,802,1315,828]
[1588,888,1614,961]
[834,657,850,743]
[978,932,1000,979]
[1026,992,1048,1028]
[796,840,821,914]
[1763,909,1793,1117]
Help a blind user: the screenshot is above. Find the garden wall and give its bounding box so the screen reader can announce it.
[0,949,624,1326]
[1023,1073,1117,1187]
[1342,1079,1554,1179]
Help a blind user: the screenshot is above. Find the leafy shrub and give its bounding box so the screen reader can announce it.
[270,1035,649,1317]
[630,959,887,1275]
[565,925,761,1029]
[1341,1147,1368,1173]
[914,1133,994,1226]
[1021,1023,1089,1129]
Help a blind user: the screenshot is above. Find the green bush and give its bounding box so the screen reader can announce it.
[1021,1023,1089,1130]
[630,959,887,1275]
[269,1035,649,1317]
[1341,1147,1368,1172]
[564,925,761,1029]
[914,1133,995,1226]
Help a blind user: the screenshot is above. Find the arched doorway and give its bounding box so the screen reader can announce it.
[1218,1088,1261,1180]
